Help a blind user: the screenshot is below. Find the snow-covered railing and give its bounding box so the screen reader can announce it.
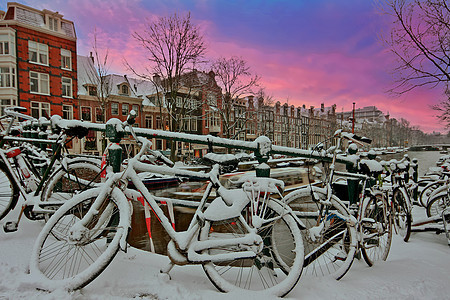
[13,115,360,169]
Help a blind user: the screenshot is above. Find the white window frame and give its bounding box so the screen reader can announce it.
[0,41,9,55]
[28,41,48,65]
[145,116,153,128]
[30,71,49,95]
[0,98,17,115]
[122,103,129,116]
[61,49,72,70]
[30,102,50,119]
[191,118,197,131]
[95,107,104,122]
[49,17,58,31]
[0,33,14,56]
[81,106,92,121]
[0,66,15,88]
[132,104,139,116]
[111,102,119,115]
[62,105,73,120]
[62,77,72,98]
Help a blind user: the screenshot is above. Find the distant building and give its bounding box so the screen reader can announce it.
[0,2,77,118]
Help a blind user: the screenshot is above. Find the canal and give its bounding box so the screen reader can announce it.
[386,150,444,177]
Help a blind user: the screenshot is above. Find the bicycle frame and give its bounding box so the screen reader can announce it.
[76,137,300,264]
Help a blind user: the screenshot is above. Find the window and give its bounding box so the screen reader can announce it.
[62,105,73,119]
[30,71,49,94]
[81,106,92,121]
[145,116,153,128]
[156,139,163,150]
[87,85,97,96]
[62,77,72,98]
[29,41,48,65]
[191,118,197,131]
[0,99,17,115]
[208,93,217,107]
[121,85,129,95]
[49,17,58,31]
[0,33,14,57]
[176,96,183,107]
[122,104,129,116]
[132,104,139,115]
[95,107,104,122]
[0,66,15,87]
[0,41,9,55]
[156,116,162,129]
[111,103,118,115]
[31,102,50,119]
[61,49,72,70]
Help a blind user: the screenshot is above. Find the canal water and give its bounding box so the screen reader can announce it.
[384,150,444,177]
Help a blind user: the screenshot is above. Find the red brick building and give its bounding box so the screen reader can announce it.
[0,2,77,119]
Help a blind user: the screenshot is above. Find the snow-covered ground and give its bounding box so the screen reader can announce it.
[1,203,449,300]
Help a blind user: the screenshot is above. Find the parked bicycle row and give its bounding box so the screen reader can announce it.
[0,106,447,298]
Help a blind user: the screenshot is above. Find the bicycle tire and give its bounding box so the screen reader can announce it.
[30,187,128,291]
[419,181,443,207]
[200,199,304,297]
[361,193,392,266]
[283,186,357,280]
[0,161,19,220]
[426,193,450,218]
[40,159,101,204]
[392,187,412,242]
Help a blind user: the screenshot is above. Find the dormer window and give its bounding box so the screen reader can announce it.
[49,17,58,31]
[121,84,129,95]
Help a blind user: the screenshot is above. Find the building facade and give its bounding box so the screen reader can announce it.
[0,3,77,119]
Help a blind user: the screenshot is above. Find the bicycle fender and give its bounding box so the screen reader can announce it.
[111,187,132,252]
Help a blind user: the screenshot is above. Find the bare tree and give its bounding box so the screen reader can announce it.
[211,56,260,139]
[379,0,450,95]
[81,29,113,151]
[126,12,206,160]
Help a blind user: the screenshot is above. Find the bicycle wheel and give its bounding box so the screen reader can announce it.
[0,162,19,220]
[426,193,450,218]
[360,193,392,266]
[30,187,128,291]
[283,187,357,280]
[200,200,304,297]
[392,188,412,242]
[419,182,443,207]
[40,159,101,208]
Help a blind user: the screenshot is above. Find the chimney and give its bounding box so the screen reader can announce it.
[321,103,324,112]
[89,52,94,63]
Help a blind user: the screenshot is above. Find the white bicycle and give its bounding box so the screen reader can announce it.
[30,116,305,297]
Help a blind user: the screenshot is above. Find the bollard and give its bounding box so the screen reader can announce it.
[412,158,419,203]
[255,136,271,177]
[105,119,124,173]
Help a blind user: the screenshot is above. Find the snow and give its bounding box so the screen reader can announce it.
[1,202,449,299]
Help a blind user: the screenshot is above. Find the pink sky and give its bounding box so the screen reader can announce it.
[16,0,448,133]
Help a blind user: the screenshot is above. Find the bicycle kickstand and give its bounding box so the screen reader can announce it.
[159,261,174,280]
[3,205,26,233]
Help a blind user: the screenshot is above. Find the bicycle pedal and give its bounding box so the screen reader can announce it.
[3,221,18,233]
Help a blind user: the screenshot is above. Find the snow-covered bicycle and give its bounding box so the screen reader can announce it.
[30,114,305,297]
[282,130,392,279]
[0,107,101,232]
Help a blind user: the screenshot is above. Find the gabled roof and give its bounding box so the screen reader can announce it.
[77,55,158,101]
